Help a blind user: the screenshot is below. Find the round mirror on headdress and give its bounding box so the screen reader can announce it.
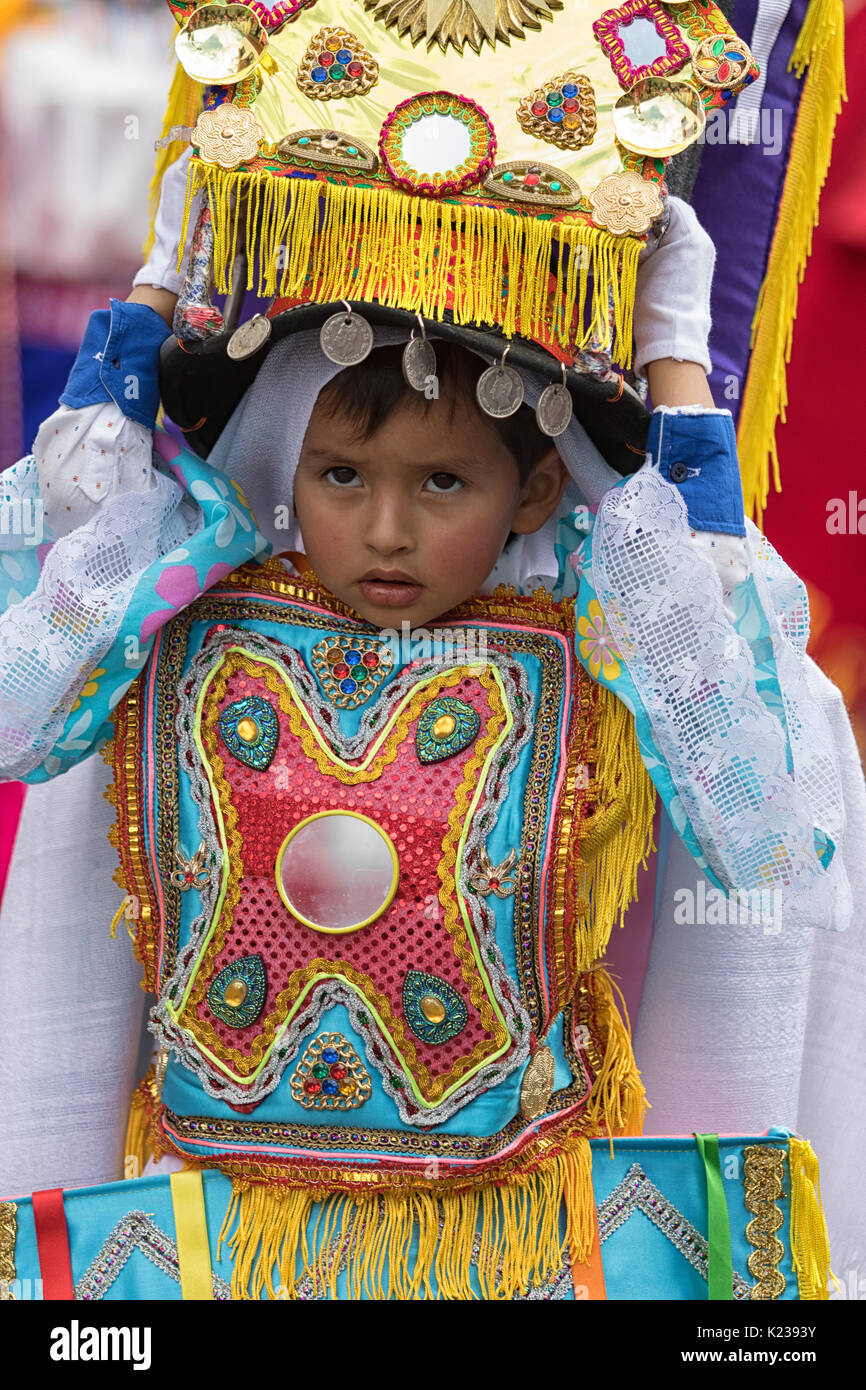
[612,77,705,157]
[379,93,496,195]
[175,2,268,85]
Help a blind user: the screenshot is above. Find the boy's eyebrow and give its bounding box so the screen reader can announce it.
[301,446,497,473]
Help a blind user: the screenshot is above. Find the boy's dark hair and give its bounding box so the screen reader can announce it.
[316,341,552,484]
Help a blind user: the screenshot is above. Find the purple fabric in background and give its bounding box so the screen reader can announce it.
[692,0,810,421]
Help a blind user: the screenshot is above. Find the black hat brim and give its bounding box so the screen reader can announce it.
[159,301,650,476]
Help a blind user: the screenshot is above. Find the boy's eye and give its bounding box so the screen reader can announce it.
[325,466,360,487]
[425,472,463,493]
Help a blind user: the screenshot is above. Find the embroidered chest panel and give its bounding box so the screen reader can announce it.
[109,565,647,1165]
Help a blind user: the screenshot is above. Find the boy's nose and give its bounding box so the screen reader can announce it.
[360,492,415,556]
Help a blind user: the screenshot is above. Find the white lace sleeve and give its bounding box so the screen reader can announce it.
[0,452,199,781]
[587,465,848,926]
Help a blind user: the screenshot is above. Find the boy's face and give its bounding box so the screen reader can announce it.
[293,387,569,629]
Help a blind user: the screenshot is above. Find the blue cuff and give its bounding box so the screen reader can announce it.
[648,410,746,537]
[59,298,171,431]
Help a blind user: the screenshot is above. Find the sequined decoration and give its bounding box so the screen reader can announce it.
[170,841,211,892]
[74,1211,231,1300]
[0,1202,17,1300]
[296,26,379,100]
[415,696,480,764]
[311,634,393,708]
[597,1164,751,1298]
[743,1145,787,1299]
[469,847,518,897]
[516,72,597,152]
[290,1032,372,1109]
[208,954,268,1028]
[218,696,279,769]
[402,970,468,1045]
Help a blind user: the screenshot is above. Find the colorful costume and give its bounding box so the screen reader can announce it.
[0,0,858,1300]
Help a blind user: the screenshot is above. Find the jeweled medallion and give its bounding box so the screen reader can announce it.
[290,1032,372,1109]
[208,954,267,1028]
[402,970,468,1045]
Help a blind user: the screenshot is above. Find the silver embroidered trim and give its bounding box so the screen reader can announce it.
[153,628,534,1125]
[74,1211,231,1301]
[597,1163,751,1299]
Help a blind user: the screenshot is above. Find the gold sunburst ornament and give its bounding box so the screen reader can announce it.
[362,0,564,56]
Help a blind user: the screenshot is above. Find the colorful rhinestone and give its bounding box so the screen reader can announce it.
[311,634,393,708]
[290,1032,372,1110]
[402,970,468,1045]
[296,26,378,101]
[207,954,267,1028]
[516,71,597,152]
[218,696,278,770]
[416,697,480,764]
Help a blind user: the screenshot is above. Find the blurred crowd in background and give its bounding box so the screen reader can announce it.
[0,0,863,891]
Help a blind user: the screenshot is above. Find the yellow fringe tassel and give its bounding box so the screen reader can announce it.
[583,967,648,1139]
[217,1134,594,1300]
[574,684,657,971]
[180,162,641,365]
[142,57,204,261]
[737,0,847,523]
[788,1136,836,1300]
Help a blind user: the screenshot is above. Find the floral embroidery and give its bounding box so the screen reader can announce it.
[577,599,622,680]
[71,667,106,712]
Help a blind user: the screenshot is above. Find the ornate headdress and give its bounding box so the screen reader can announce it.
[152,0,824,483]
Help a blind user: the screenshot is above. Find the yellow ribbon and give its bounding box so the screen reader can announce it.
[170,1170,214,1301]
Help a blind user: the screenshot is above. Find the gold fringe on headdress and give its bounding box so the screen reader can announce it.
[737,0,847,523]
[179,162,641,365]
[788,1136,836,1300]
[216,1130,594,1301]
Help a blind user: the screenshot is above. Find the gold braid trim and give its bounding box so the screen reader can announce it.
[0,1202,17,1300]
[101,680,160,993]
[743,1144,787,1299]
[214,1124,595,1300]
[178,652,511,1098]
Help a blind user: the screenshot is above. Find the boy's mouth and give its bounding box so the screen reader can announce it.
[358,570,424,607]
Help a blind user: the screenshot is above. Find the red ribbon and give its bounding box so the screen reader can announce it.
[32,1188,74,1300]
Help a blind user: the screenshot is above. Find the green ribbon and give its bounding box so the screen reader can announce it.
[695,1132,734,1300]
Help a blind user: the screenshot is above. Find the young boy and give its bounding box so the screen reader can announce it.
[0,168,855,1298]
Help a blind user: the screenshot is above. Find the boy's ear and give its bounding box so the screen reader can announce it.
[509,449,570,535]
